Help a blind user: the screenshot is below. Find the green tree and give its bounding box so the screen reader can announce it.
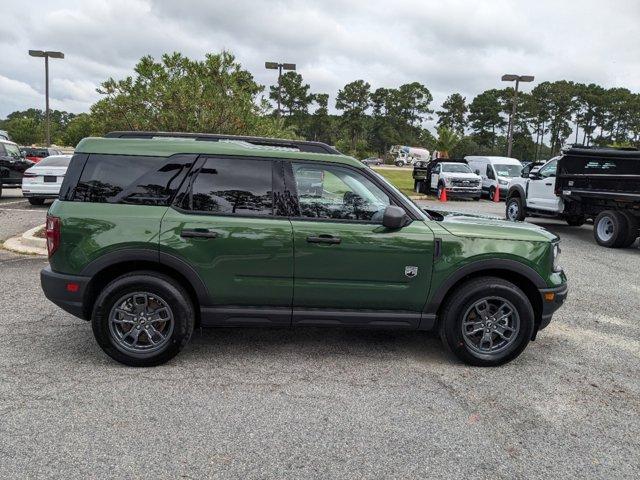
[434,126,461,157]
[268,71,313,117]
[91,51,292,138]
[335,80,371,153]
[468,89,506,147]
[62,113,95,147]
[437,93,467,134]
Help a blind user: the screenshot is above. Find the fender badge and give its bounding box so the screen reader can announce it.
[405,266,418,278]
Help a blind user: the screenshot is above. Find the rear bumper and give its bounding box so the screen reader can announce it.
[538,283,568,330]
[22,192,60,198]
[40,266,90,320]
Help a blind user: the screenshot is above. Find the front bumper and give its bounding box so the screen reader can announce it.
[538,283,568,330]
[445,188,482,198]
[40,266,91,320]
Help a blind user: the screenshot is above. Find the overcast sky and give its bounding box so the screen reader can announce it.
[2,0,639,123]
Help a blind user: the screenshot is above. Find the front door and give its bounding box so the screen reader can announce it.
[527,159,560,211]
[286,161,434,328]
[159,156,294,326]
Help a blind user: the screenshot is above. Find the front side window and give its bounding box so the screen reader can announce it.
[539,159,557,178]
[486,164,496,179]
[186,157,273,216]
[74,154,193,205]
[291,163,390,222]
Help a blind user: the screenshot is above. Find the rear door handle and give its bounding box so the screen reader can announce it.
[180,228,218,239]
[307,234,341,244]
[545,182,552,186]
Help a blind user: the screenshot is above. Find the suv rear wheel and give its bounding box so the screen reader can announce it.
[439,277,535,366]
[91,271,195,367]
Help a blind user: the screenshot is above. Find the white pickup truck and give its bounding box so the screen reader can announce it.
[505,148,640,248]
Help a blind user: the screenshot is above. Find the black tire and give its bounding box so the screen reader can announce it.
[437,182,445,199]
[593,210,628,248]
[439,277,535,367]
[565,216,585,227]
[395,161,404,167]
[473,196,480,201]
[91,271,195,367]
[505,196,525,221]
[619,211,639,248]
[0,183,3,197]
[28,197,45,205]
[488,186,496,200]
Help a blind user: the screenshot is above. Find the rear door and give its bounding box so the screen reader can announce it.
[159,156,294,326]
[286,161,434,327]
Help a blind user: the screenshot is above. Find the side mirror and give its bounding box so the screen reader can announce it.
[382,205,408,229]
[474,169,480,175]
[529,172,540,180]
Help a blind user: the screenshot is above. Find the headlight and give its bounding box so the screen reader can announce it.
[499,179,509,185]
[552,243,561,271]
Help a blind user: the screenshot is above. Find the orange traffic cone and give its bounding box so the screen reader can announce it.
[492,185,500,202]
[440,187,447,202]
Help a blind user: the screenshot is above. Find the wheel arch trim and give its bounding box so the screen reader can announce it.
[424,258,547,315]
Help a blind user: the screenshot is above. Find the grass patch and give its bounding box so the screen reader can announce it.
[372,167,418,197]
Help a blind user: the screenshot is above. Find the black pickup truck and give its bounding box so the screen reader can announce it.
[557,147,640,247]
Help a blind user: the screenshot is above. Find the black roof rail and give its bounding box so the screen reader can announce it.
[104,131,341,155]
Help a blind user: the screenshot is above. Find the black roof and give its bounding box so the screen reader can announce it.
[564,146,640,159]
[104,131,341,155]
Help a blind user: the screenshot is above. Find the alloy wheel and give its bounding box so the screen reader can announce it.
[461,297,520,355]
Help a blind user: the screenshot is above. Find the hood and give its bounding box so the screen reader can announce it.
[425,209,558,242]
[442,172,481,180]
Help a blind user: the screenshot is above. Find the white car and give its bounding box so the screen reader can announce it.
[466,156,523,199]
[21,154,71,205]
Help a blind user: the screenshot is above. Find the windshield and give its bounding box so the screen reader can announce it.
[368,169,429,220]
[36,155,71,167]
[442,163,472,173]
[494,164,522,178]
[4,143,22,159]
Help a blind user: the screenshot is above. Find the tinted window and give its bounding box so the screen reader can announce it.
[74,154,193,205]
[36,155,71,167]
[186,157,273,216]
[291,163,390,222]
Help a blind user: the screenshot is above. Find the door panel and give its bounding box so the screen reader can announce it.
[160,209,294,310]
[527,159,559,211]
[291,220,434,315]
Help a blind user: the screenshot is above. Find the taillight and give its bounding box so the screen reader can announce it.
[46,215,60,258]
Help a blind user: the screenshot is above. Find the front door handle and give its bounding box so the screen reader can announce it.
[307,234,341,244]
[545,182,553,186]
[180,228,218,239]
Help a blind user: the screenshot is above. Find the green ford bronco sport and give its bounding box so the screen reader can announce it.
[41,132,567,367]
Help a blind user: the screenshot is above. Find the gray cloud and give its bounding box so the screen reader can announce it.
[1,0,639,125]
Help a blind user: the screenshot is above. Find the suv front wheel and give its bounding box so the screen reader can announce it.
[439,277,535,366]
[91,271,195,367]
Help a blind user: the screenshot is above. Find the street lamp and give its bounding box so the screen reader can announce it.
[265,61,296,117]
[501,74,534,157]
[29,50,65,147]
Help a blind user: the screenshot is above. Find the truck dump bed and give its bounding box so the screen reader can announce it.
[556,147,640,202]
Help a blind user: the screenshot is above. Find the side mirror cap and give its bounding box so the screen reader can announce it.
[382,205,408,229]
[529,173,540,180]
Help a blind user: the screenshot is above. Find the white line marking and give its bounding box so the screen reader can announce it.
[0,208,45,213]
[0,200,28,206]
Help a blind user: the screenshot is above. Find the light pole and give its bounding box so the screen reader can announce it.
[29,50,64,147]
[501,74,534,157]
[265,61,296,117]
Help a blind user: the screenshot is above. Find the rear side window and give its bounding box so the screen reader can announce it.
[73,154,194,206]
[183,157,273,216]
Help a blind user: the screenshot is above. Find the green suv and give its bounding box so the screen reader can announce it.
[40,132,567,367]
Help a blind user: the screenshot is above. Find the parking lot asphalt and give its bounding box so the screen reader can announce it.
[0,190,49,242]
[0,198,639,479]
